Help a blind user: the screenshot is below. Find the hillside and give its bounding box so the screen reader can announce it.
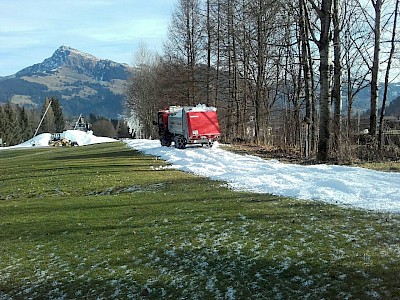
[0,46,133,118]
[386,95,400,116]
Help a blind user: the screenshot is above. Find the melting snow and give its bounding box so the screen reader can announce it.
[0,130,116,149]
[2,132,399,214]
[125,139,400,214]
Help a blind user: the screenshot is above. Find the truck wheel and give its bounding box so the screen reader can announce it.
[160,138,171,147]
[174,136,186,149]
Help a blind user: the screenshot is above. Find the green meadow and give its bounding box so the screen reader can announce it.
[1,142,399,299]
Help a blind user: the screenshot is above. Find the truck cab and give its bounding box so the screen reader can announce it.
[155,110,172,147]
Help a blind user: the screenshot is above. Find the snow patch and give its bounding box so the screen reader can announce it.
[125,139,400,214]
[0,130,116,149]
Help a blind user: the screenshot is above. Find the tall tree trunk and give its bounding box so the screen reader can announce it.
[230,1,239,138]
[215,0,221,108]
[346,61,353,137]
[369,0,382,136]
[241,0,250,140]
[206,0,211,105]
[254,0,266,143]
[190,4,197,106]
[317,0,333,161]
[303,0,318,155]
[378,0,399,149]
[226,0,234,140]
[299,0,312,158]
[332,0,342,155]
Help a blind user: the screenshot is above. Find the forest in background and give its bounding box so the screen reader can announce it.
[0,98,130,147]
[125,0,400,162]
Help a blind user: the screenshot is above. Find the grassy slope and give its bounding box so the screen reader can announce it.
[0,143,399,299]
[355,161,400,172]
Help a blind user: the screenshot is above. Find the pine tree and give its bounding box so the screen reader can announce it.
[3,103,20,146]
[39,98,55,134]
[19,106,32,142]
[50,96,65,132]
[0,106,5,146]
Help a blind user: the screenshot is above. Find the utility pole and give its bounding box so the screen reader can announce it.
[33,100,52,137]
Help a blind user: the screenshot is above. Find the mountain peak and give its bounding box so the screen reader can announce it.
[15,46,129,81]
[2,46,132,118]
[54,45,99,62]
[58,45,75,52]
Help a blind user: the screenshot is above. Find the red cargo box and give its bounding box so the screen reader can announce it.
[187,111,221,140]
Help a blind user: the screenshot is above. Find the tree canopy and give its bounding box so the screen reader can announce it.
[125,0,400,162]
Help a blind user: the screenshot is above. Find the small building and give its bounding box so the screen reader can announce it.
[74,115,90,131]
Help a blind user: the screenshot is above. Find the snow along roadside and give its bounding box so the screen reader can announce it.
[125,139,400,214]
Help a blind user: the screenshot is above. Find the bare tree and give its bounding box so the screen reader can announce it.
[125,44,161,138]
[299,0,313,157]
[206,0,212,105]
[378,0,399,149]
[369,0,383,137]
[306,0,334,161]
[146,0,399,162]
[332,0,342,155]
[165,0,205,105]
[298,0,319,156]
[92,119,117,138]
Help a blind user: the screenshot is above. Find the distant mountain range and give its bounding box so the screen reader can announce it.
[0,46,132,119]
[386,95,400,116]
[345,82,400,115]
[1,46,400,119]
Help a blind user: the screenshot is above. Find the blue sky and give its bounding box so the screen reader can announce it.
[0,0,175,76]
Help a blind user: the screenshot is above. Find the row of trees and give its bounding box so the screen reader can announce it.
[126,0,399,161]
[1,97,131,146]
[0,103,33,146]
[38,96,65,134]
[88,114,131,139]
[0,96,65,146]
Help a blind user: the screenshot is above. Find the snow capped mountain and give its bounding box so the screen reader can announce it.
[15,46,130,81]
[0,46,133,118]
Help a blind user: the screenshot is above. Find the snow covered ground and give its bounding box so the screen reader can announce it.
[125,139,400,214]
[0,130,116,149]
[2,132,399,214]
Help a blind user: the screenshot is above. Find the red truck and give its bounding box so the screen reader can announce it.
[154,105,221,149]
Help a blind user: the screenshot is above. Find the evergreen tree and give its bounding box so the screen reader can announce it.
[3,103,20,146]
[19,106,32,142]
[88,113,98,124]
[50,96,65,132]
[0,106,5,146]
[39,98,55,134]
[117,119,130,138]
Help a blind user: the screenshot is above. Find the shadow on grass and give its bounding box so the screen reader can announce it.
[0,147,52,159]
[50,148,144,161]
[2,255,398,299]
[2,252,398,299]
[1,189,400,299]
[138,243,400,299]
[47,142,147,161]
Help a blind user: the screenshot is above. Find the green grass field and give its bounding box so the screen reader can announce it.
[1,142,399,299]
